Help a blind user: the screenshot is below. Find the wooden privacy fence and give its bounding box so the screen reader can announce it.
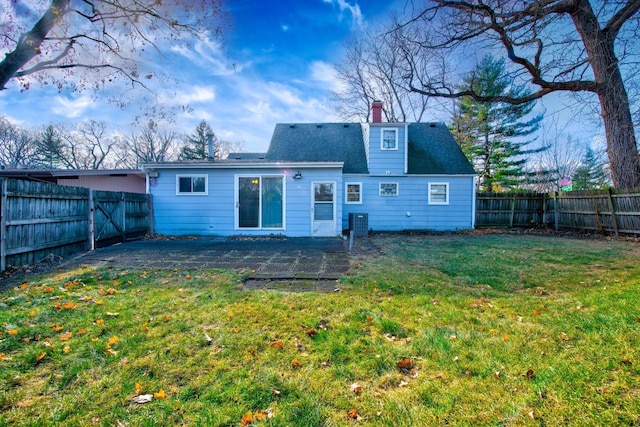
[1,178,151,272]
[476,188,640,235]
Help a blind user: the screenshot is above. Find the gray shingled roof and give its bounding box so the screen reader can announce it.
[226,152,266,160]
[265,122,474,175]
[265,123,369,174]
[407,123,475,174]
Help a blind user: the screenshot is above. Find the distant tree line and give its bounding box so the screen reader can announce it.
[0,118,244,170]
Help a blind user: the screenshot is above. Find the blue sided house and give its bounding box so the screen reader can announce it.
[142,103,476,237]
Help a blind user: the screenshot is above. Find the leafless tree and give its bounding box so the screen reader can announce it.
[217,139,247,160]
[528,121,585,192]
[333,22,433,122]
[390,1,640,189]
[0,0,225,92]
[120,119,180,167]
[55,120,118,169]
[0,116,37,168]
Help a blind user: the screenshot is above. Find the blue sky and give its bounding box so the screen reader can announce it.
[0,0,603,155]
[1,0,407,152]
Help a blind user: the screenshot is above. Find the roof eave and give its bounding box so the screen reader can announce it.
[141,161,344,170]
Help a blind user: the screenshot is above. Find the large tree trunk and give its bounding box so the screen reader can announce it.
[598,73,640,189]
[571,0,640,189]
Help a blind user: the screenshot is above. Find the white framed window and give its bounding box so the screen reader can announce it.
[429,182,449,205]
[176,174,208,195]
[379,182,398,197]
[381,128,398,150]
[345,182,362,204]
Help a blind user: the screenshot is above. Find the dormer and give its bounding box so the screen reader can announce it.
[364,102,409,175]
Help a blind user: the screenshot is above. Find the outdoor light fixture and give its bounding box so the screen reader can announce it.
[293,171,303,180]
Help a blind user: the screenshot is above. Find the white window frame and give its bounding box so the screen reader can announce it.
[379,182,399,197]
[176,174,208,195]
[381,128,398,150]
[345,182,362,204]
[428,182,449,205]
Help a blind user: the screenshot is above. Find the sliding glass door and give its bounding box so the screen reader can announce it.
[237,176,284,229]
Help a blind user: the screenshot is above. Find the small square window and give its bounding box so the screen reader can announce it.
[429,183,449,205]
[381,128,398,150]
[379,182,398,196]
[345,183,362,204]
[176,175,208,195]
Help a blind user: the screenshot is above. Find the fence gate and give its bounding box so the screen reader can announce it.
[1,179,151,272]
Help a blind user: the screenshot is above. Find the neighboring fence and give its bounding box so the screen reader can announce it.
[1,178,151,272]
[476,188,640,235]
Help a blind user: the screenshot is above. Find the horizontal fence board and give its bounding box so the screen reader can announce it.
[476,187,640,235]
[1,178,151,272]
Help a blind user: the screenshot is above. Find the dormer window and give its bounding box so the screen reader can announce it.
[381,128,398,150]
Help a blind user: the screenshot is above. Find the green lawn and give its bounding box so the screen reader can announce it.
[1,233,639,426]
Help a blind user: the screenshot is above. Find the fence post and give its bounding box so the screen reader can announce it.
[1,179,7,272]
[606,189,619,237]
[509,194,516,227]
[553,191,559,231]
[121,193,126,243]
[88,189,95,251]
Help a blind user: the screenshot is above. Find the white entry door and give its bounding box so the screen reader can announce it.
[311,182,336,237]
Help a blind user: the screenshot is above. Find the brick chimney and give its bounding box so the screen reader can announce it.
[372,101,383,123]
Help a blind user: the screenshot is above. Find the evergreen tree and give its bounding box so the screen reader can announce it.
[573,147,609,190]
[35,124,67,169]
[180,120,216,160]
[450,55,545,191]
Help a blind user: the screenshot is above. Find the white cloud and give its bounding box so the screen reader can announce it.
[281,24,290,32]
[309,61,345,93]
[174,86,216,104]
[322,0,365,28]
[169,37,248,76]
[51,95,95,119]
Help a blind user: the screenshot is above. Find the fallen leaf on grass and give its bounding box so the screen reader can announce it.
[8,329,18,336]
[204,333,213,345]
[306,328,317,338]
[502,334,509,342]
[36,352,47,362]
[490,329,499,335]
[108,336,119,345]
[154,389,165,399]
[270,340,283,349]
[62,301,76,310]
[291,359,302,368]
[132,394,153,404]
[350,383,362,394]
[396,358,413,370]
[63,346,71,354]
[106,312,119,317]
[399,380,409,387]
[523,369,535,380]
[135,383,143,395]
[241,411,253,427]
[95,319,105,326]
[347,408,361,421]
[272,389,281,396]
[60,332,72,341]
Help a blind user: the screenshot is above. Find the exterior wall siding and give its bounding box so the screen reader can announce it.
[367,124,406,175]
[342,175,475,232]
[150,166,343,237]
[57,174,146,193]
